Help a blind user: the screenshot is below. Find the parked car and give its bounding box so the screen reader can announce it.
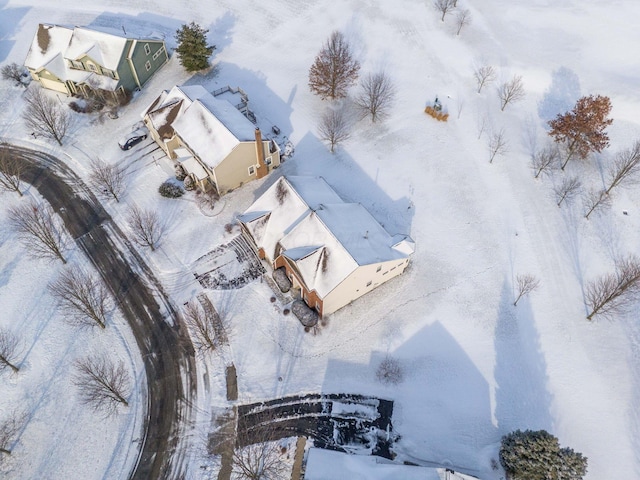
[118,129,147,150]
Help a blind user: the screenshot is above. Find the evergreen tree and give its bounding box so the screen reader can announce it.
[175,22,216,72]
[499,429,587,480]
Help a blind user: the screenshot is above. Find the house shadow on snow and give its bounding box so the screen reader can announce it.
[320,320,493,476]
[88,12,183,46]
[493,280,553,434]
[0,1,30,63]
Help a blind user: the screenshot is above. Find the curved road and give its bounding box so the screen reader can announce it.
[0,144,197,479]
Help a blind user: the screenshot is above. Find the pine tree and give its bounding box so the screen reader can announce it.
[548,95,613,170]
[175,22,216,72]
[308,31,360,100]
[499,429,588,480]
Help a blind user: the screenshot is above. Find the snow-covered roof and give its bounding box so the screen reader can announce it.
[24,24,74,70]
[65,27,128,70]
[305,448,475,480]
[239,176,414,297]
[144,85,258,169]
[175,148,210,180]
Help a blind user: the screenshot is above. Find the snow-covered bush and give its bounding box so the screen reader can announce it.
[158,180,184,198]
[375,356,404,385]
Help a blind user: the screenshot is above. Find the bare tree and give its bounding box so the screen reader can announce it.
[531,144,559,179]
[1,63,27,87]
[0,410,26,456]
[22,86,71,146]
[433,0,456,22]
[476,111,489,139]
[548,95,613,170]
[318,107,351,153]
[233,412,289,480]
[498,75,525,111]
[74,355,131,415]
[488,128,508,163]
[49,266,111,329]
[513,274,540,306]
[308,31,360,100]
[474,65,496,94]
[183,299,217,354]
[0,328,21,373]
[127,205,165,251]
[355,71,395,122]
[605,141,640,195]
[376,356,404,385]
[455,9,472,35]
[0,148,24,196]
[8,200,68,263]
[586,256,640,320]
[554,176,582,207]
[89,157,127,202]
[583,189,611,220]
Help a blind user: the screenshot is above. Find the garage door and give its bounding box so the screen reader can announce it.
[39,77,69,94]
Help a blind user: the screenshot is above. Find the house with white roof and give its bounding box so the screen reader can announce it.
[238,176,414,317]
[24,23,168,100]
[142,84,281,194]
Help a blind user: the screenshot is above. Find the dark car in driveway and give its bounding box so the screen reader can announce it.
[118,129,148,150]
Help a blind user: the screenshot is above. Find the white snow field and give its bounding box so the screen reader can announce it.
[1,0,640,479]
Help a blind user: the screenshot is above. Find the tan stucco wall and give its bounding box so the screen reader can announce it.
[322,258,410,316]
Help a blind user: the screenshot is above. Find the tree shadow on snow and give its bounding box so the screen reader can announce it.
[537,67,581,124]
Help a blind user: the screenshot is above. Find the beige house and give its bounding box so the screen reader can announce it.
[142,85,280,194]
[238,176,415,317]
[24,24,168,101]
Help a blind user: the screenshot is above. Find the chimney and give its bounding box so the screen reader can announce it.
[255,128,268,179]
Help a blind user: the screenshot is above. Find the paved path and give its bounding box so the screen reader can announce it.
[0,144,197,480]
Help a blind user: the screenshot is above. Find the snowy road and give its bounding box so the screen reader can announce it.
[0,144,197,480]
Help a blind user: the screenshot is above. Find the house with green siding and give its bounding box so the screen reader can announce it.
[24,24,168,101]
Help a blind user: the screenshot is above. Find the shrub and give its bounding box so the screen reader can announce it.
[283,308,290,316]
[224,223,234,234]
[376,356,404,385]
[158,180,184,198]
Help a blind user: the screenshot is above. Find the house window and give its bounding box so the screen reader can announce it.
[145,61,151,71]
[265,156,272,166]
[376,266,382,273]
[70,60,83,70]
[144,43,151,55]
[152,46,165,60]
[248,166,256,175]
[87,62,98,72]
[366,281,372,287]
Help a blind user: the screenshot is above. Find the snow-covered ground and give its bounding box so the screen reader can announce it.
[1,0,640,479]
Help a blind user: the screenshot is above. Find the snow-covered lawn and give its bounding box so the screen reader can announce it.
[1,0,640,479]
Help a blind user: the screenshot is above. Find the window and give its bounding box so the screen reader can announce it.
[70,60,83,70]
[366,281,372,287]
[248,166,256,175]
[144,43,151,55]
[152,46,165,60]
[145,61,151,71]
[265,156,272,165]
[391,266,396,271]
[87,62,98,72]
[376,266,382,273]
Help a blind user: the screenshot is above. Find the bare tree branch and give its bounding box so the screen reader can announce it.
[74,356,131,415]
[488,128,508,163]
[355,71,395,122]
[127,205,165,251]
[583,189,611,220]
[0,410,27,456]
[183,299,218,354]
[0,328,21,373]
[531,144,559,179]
[1,63,27,87]
[0,148,24,196]
[605,141,640,195]
[89,157,127,202]
[22,86,71,146]
[455,9,472,35]
[498,75,525,111]
[433,0,456,22]
[49,266,111,329]
[308,31,360,100]
[376,356,404,385]
[474,65,496,94]
[318,107,351,153]
[7,199,68,263]
[586,255,640,320]
[554,176,582,207]
[513,274,540,306]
